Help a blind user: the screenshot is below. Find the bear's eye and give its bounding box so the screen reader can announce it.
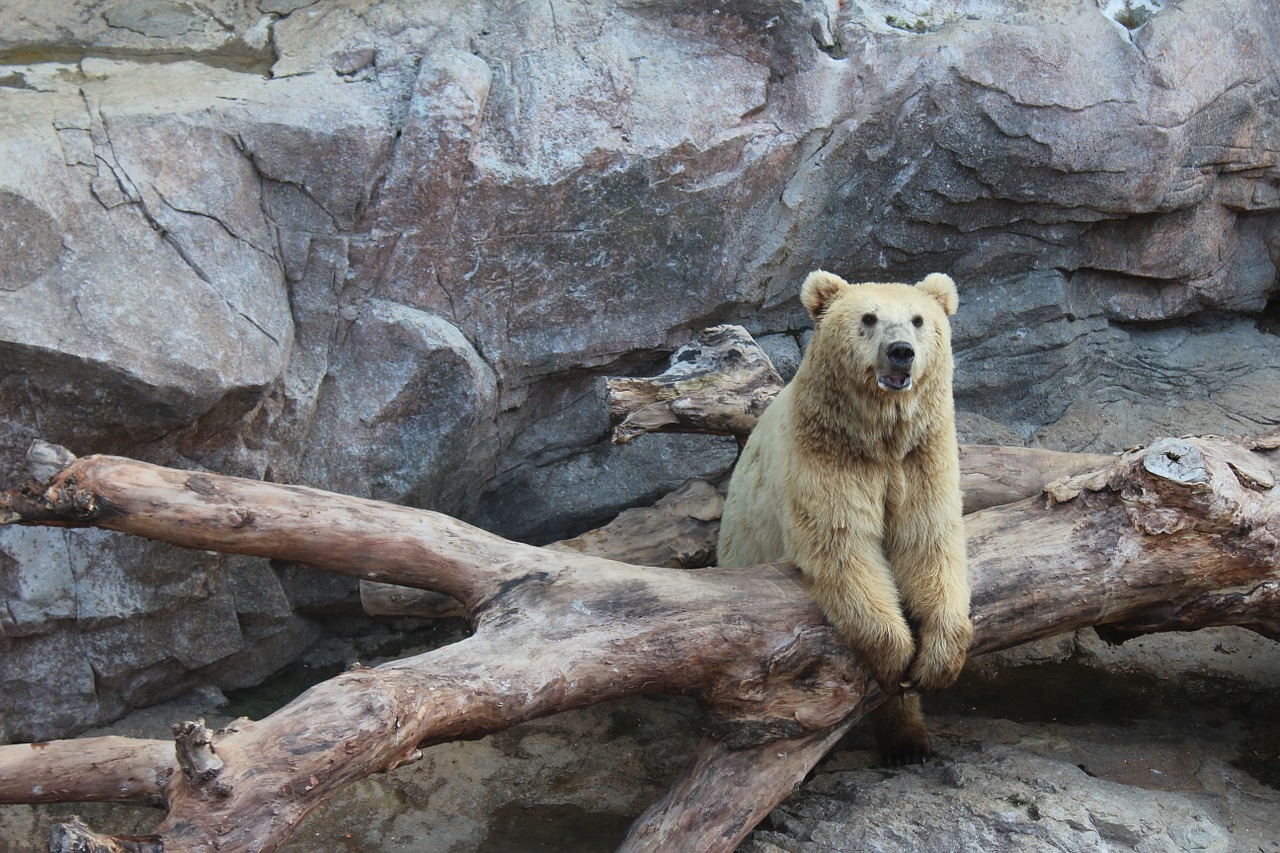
[911,315,924,328]
[861,313,877,327]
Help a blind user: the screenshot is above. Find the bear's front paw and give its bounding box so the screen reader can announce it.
[909,616,973,692]
[861,630,917,696]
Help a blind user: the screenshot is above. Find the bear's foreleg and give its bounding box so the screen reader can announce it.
[787,473,917,695]
[890,439,973,693]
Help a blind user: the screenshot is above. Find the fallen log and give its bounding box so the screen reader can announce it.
[1,423,1278,852]
[605,324,783,447]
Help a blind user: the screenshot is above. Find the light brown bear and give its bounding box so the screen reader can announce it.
[718,270,972,765]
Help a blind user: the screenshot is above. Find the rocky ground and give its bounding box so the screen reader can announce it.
[3,624,1276,852]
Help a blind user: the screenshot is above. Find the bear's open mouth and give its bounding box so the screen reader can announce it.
[877,372,912,391]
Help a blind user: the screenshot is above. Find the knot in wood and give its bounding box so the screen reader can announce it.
[1142,439,1208,486]
[172,719,227,793]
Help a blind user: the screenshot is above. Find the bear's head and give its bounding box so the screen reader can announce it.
[800,270,958,394]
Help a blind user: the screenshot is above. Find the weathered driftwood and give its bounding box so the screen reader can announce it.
[1,424,1279,852]
[606,324,783,446]
[360,477,726,618]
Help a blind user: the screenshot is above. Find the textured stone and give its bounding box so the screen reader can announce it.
[743,737,1240,853]
[295,299,499,510]
[0,526,317,742]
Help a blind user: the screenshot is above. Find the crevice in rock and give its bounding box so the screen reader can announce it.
[1257,293,1280,337]
[155,188,278,262]
[0,47,274,78]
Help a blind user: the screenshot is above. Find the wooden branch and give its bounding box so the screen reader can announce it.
[171,720,227,792]
[0,449,567,612]
[0,737,172,806]
[361,478,724,618]
[545,478,725,568]
[607,325,783,445]
[618,723,855,852]
[1,427,1278,852]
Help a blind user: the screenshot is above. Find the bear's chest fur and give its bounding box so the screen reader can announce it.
[789,363,942,466]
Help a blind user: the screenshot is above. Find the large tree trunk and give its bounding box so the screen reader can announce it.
[1,326,1277,852]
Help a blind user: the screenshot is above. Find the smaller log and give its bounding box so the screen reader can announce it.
[545,478,723,568]
[0,737,172,806]
[618,722,855,853]
[607,324,783,445]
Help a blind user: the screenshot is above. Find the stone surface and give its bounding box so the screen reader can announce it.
[0,525,320,743]
[0,0,1277,739]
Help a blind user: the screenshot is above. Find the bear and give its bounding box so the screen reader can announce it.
[717,269,972,765]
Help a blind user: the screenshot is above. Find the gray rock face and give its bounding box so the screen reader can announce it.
[745,732,1244,853]
[0,523,319,742]
[0,0,1277,738]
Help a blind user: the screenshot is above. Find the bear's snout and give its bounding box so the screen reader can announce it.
[885,341,915,370]
[877,340,916,392]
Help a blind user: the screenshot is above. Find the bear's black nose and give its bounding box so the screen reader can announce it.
[886,341,915,369]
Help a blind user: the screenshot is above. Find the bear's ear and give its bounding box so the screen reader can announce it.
[800,270,849,324]
[916,273,958,317]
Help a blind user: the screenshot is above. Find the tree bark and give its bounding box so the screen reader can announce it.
[1,425,1278,852]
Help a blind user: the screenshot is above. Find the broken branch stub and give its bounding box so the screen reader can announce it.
[172,720,226,792]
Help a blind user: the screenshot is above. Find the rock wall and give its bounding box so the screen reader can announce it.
[1,0,1278,741]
